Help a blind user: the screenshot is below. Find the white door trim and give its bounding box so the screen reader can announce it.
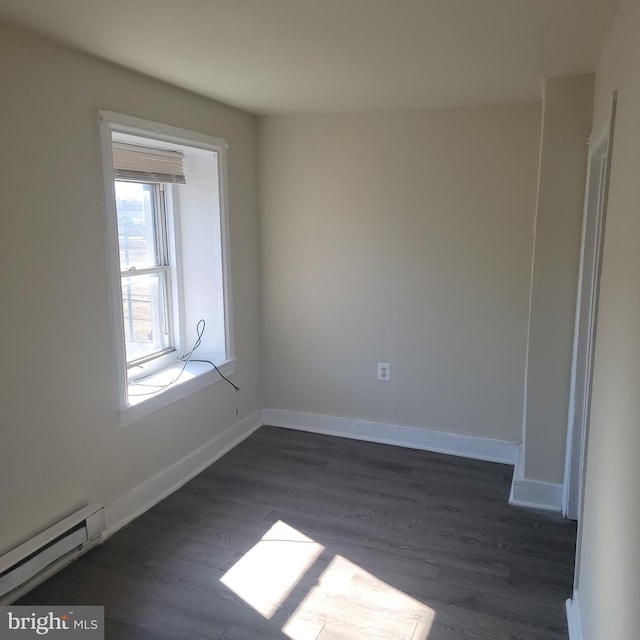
[562,93,617,522]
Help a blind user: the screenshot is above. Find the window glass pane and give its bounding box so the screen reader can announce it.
[121,272,170,363]
[115,181,159,270]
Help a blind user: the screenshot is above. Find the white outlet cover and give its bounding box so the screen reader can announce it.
[377,363,391,381]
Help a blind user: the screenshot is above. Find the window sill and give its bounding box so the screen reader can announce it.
[119,358,237,426]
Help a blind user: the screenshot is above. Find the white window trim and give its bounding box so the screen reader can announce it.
[99,110,235,425]
[119,181,176,374]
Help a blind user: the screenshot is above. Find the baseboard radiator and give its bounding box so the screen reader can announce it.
[0,505,105,604]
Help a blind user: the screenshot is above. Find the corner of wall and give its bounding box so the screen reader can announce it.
[520,72,595,495]
[509,444,563,512]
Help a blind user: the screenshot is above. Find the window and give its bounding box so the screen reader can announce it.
[100,112,235,423]
[116,181,173,365]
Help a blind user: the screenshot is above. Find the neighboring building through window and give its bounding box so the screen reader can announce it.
[99,112,235,423]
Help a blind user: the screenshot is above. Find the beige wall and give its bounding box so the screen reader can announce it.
[523,75,594,484]
[575,0,640,638]
[0,24,261,555]
[259,107,540,441]
[3,13,631,633]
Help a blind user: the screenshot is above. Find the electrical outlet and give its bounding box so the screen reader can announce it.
[377,362,391,381]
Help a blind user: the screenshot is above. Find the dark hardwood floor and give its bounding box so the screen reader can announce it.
[19,426,577,639]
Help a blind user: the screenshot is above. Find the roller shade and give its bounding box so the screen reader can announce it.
[112,143,186,184]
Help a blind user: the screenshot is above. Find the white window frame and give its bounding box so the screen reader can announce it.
[99,111,235,425]
[117,180,176,370]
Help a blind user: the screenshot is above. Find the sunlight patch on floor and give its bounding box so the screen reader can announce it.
[220,520,435,640]
[220,520,325,618]
[282,554,435,640]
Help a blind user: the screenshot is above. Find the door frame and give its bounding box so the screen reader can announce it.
[562,93,617,521]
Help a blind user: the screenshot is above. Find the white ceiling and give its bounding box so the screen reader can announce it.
[0,0,619,114]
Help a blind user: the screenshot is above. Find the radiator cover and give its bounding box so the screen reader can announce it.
[0,505,105,603]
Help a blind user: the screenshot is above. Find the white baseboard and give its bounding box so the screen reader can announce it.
[566,591,584,640]
[262,408,518,465]
[104,410,262,537]
[509,451,563,512]
[509,478,563,511]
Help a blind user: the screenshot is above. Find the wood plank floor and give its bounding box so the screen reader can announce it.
[19,426,577,640]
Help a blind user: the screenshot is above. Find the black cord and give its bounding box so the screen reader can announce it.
[129,319,239,396]
[187,359,240,392]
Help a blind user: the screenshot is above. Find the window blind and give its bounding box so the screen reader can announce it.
[112,143,186,184]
